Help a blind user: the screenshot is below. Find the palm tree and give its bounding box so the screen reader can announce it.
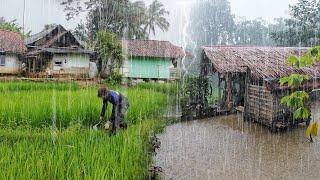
[144,0,170,37]
[125,1,148,39]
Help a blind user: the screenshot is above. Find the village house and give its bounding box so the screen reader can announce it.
[24,25,94,78]
[121,39,190,82]
[201,46,320,131]
[0,30,26,74]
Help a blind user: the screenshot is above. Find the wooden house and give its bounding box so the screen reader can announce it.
[24,25,94,78]
[201,46,320,130]
[121,39,190,81]
[0,30,26,74]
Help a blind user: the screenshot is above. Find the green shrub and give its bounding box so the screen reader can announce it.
[105,72,123,86]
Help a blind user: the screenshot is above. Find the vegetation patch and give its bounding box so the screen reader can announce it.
[0,81,171,179]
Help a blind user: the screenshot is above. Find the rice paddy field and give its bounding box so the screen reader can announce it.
[0,81,174,179]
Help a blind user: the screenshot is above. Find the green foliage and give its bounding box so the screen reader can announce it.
[279,74,309,87]
[0,82,168,128]
[0,120,164,179]
[94,31,123,76]
[280,91,309,108]
[294,107,310,120]
[0,17,31,37]
[188,0,234,47]
[43,23,57,31]
[135,82,179,95]
[105,72,123,86]
[181,76,211,118]
[0,81,79,92]
[271,0,320,46]
[0,81,171,179]
[144,0,170,36]
[234,18,276,45]
[280,46,320,120]
[61,0,169,40]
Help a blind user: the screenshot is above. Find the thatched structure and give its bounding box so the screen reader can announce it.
[202,46,320,130]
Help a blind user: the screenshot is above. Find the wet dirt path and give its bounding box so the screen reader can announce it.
[155,114,320,180]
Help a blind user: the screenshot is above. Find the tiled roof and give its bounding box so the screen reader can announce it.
[0,30,26,54]
[122,39,190,59]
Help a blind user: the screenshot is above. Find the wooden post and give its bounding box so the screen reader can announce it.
[218,73,221,106]
[244,67,251,121]
[32,58,36,73]
[225,72,233,111]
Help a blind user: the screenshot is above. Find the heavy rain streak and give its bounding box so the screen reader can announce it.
[0,0,320,179]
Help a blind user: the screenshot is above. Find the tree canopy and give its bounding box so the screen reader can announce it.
[234,18,275,46]
[271,0,320,46]
[61,0,170,42]
[94,30,124,77]
[188,0,276,49]
[0,17,30,37]
[188,0,235,48]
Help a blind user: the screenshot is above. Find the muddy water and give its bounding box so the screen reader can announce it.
[155,114,320,180]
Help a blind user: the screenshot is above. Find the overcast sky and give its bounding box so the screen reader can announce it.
[0,0,297,45]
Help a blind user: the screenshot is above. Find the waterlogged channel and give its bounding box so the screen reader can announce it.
[155,114,320,180]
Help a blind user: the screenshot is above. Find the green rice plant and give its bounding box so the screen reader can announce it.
[135,82,179,95]
[0,84,169,128]
[0,81,79,92]
[0,81,171,179]
[0,120,164,180]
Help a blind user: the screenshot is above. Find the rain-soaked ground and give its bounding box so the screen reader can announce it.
[155,114,320,180]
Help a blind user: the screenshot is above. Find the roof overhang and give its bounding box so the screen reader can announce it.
[26,47,94,57]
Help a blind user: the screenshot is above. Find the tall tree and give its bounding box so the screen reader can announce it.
[73,22,89,47]
[125,1,148,39]
[188,0,235,48]
[271,0,320,46]
[144,0,169,37]
[61,0,170,42]
[234,18,275,45]
[94,30,124,77]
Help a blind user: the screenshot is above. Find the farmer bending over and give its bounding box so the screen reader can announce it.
[97,86,129,134]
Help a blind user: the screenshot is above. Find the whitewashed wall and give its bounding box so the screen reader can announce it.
[0,54,21,74]
[121,59,130,77]
[51,54,90,75]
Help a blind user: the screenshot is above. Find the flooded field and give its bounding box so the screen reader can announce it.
[155,114,320,180]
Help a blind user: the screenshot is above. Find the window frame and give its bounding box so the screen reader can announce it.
[0,55,5,66]
[54,61,63,67]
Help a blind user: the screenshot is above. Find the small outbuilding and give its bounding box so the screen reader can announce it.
[201,46,320,130]
[0,30,26,74]
[121,39,190,82]
[24,25,94,78]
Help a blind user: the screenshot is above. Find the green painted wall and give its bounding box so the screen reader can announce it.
[128,57,171,79]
